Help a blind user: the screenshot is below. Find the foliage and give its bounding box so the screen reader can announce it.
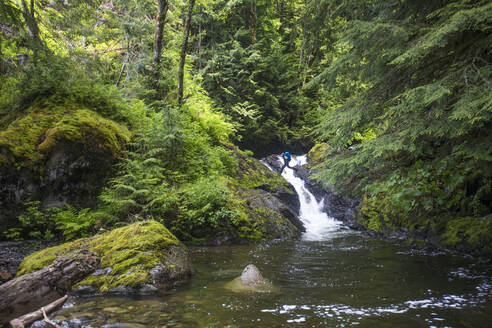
[179,176,240,230]
[5,201,103,241]
[5,202,58,240]
[1,0,490,255]
[309,0,492,220]
[53,206,100,241]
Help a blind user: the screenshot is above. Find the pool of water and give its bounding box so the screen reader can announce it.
[53,232,492,328]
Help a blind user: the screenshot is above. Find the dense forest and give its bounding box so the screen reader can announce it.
[0,0,491,255]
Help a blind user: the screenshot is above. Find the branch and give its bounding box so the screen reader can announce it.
[9,295,68,328]
[42,307,62,328]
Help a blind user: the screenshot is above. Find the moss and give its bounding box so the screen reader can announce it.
[307,143,331,167]
[358,195,385,233]
[229,146,290,192]
[18,221,182,292]
[441,216,492,255]
[0,98,130,170]
[16,239,86,276]
[38,109,131,157]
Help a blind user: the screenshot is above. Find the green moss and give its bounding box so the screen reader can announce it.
[229,147,290,192]
[358,195,385,232]
[441,217,492,255]
[308,143,331,167]
[39,109,131,157]
[0,98,130,169]
[16,239,86,276]
[18,221,182,292]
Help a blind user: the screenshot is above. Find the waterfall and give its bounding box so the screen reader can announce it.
[277,155,343,241]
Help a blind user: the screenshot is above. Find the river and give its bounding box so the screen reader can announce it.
[43,155,492,328]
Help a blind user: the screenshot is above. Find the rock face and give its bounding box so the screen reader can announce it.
[17,221,192,295]
[294,166,360,228]
[231,148,303,242]
[225,264,277,293]
[0,102,131,236]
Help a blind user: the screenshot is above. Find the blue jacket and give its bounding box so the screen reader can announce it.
[284,152,291,161]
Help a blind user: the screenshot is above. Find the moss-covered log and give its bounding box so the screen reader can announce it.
[16,221,193,295]
[0,249,99,325]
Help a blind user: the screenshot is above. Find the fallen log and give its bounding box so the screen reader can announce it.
[0,249,99,325]
[9,295,68,328]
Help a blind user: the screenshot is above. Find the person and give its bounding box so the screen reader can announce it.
[280,151,296,173]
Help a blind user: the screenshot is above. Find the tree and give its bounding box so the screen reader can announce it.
[177,0,196,105]
[20,0,42,58]
[152,0,169,76]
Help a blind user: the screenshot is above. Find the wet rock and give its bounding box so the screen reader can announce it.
[240,264,264,285]
[0,271,12,281]
[29,317,91,328]
[294,163,360,228]
[240,188,305,239]
[225,264,278,293]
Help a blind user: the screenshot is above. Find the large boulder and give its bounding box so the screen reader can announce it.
[16,221,192,294]
[226,148,303,242]
[0,100,131,237]
[161,147,304,245]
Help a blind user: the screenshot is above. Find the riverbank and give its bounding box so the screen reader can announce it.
[0,240,57,283]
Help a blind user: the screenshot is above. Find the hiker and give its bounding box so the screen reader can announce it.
[280,151,295,173]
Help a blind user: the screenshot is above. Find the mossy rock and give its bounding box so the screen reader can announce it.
[0,98,131,235]
[441,216,492,257]
[307,143,331,167]
[0,99,130,169]
[17,221,192,294]
[160,147,303,245]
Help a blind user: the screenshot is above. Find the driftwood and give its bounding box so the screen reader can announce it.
[9,295,68,328]
[42,306,62,328]
[0,249,99,325]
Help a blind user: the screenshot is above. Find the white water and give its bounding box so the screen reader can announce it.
[277,155,343,241]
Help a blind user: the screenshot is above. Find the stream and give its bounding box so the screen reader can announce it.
[36,155,492,328]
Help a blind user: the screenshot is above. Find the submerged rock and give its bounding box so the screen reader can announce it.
[17,221,192,295]
[225,264,277,293]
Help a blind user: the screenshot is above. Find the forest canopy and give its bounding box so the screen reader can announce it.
[0,0,491,249]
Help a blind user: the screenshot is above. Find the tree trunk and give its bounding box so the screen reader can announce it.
[177,0,196,105]
[250,0,257,42]
[197,7,202,71]
[20,0,41,54]
[0,249,99,325]
[152,0,169,75]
